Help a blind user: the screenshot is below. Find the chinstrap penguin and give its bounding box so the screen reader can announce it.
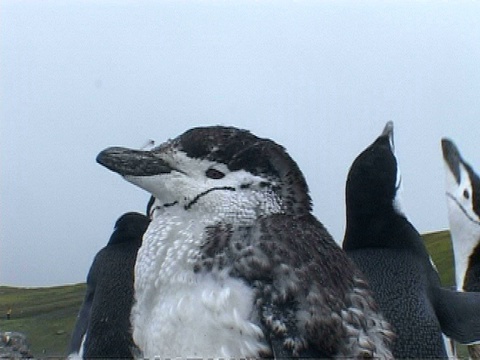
[442,138,480,358]
[97,125,395,359]
[442,138,480,292]
[343,121,480,358]
[68,211,150,359]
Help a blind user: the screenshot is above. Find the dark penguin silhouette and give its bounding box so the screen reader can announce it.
[68,210,150,359]
[343,122,480,358]
[96,126,394,359]
[442,138,480,358]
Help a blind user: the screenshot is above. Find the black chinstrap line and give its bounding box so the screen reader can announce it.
[163,201,179,208]
[185,186,236,210]
[446,192,480,226]
[149,201,179,218]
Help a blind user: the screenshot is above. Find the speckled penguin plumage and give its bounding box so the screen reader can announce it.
[97,126,394,359]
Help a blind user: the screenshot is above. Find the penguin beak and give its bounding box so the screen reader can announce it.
[441,138,462,185]
[97,147,173,176]
[381,121,395,151]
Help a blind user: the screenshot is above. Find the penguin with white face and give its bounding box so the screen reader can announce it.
[97,126,395,359]
[343,122,480,358]
[442,138,480,292]
[442,138,480,358]
[67,210,150,359]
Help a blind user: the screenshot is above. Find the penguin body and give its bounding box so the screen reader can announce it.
[442,138,480,357]
[442,138,480,292]
[97,126,395,359]
[68,212,149,359]
[343,122,480,358]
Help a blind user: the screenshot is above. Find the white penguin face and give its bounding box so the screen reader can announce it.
[126,149,283,222]
[444,161,479,229]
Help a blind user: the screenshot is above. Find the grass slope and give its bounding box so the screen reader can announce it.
[0,230,465,358]
[423,229,470,358]
[0,283,86,358]
[423,229,455,287]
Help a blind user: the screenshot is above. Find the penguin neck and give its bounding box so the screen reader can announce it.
[344,206,426,254]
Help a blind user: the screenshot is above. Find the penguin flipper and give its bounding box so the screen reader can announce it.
[434,287,480,344]
[68,283,94,355]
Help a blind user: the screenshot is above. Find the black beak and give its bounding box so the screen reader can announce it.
[96,147,173,176]
[442,138,462,185]
[381,121,394,150]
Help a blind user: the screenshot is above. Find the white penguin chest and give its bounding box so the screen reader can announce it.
[447,199,480,290]
[131,213,268,359]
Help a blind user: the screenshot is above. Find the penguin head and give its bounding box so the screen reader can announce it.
[97,126,311,221]
[345,121,403,219]
[442,138,480,230]
[108,212,150,245]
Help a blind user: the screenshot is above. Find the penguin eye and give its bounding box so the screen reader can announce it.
[464,190,470,199]
[206,168,225,180]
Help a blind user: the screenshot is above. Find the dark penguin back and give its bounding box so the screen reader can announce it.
[75,212,149,359]
[83,247,138,357]
[347,240,447,358]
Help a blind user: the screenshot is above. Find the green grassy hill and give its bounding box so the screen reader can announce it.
[423,230,469,358]
[0,283,86,357]
[423,229,455,287]
[0,230,465,358]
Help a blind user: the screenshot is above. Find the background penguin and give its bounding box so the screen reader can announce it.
[67,209,150,359]
[343,122,480,358]
[442,138,480,358]
[96,126,395,359]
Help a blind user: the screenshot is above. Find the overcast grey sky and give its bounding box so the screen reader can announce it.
[1,1,480,287]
